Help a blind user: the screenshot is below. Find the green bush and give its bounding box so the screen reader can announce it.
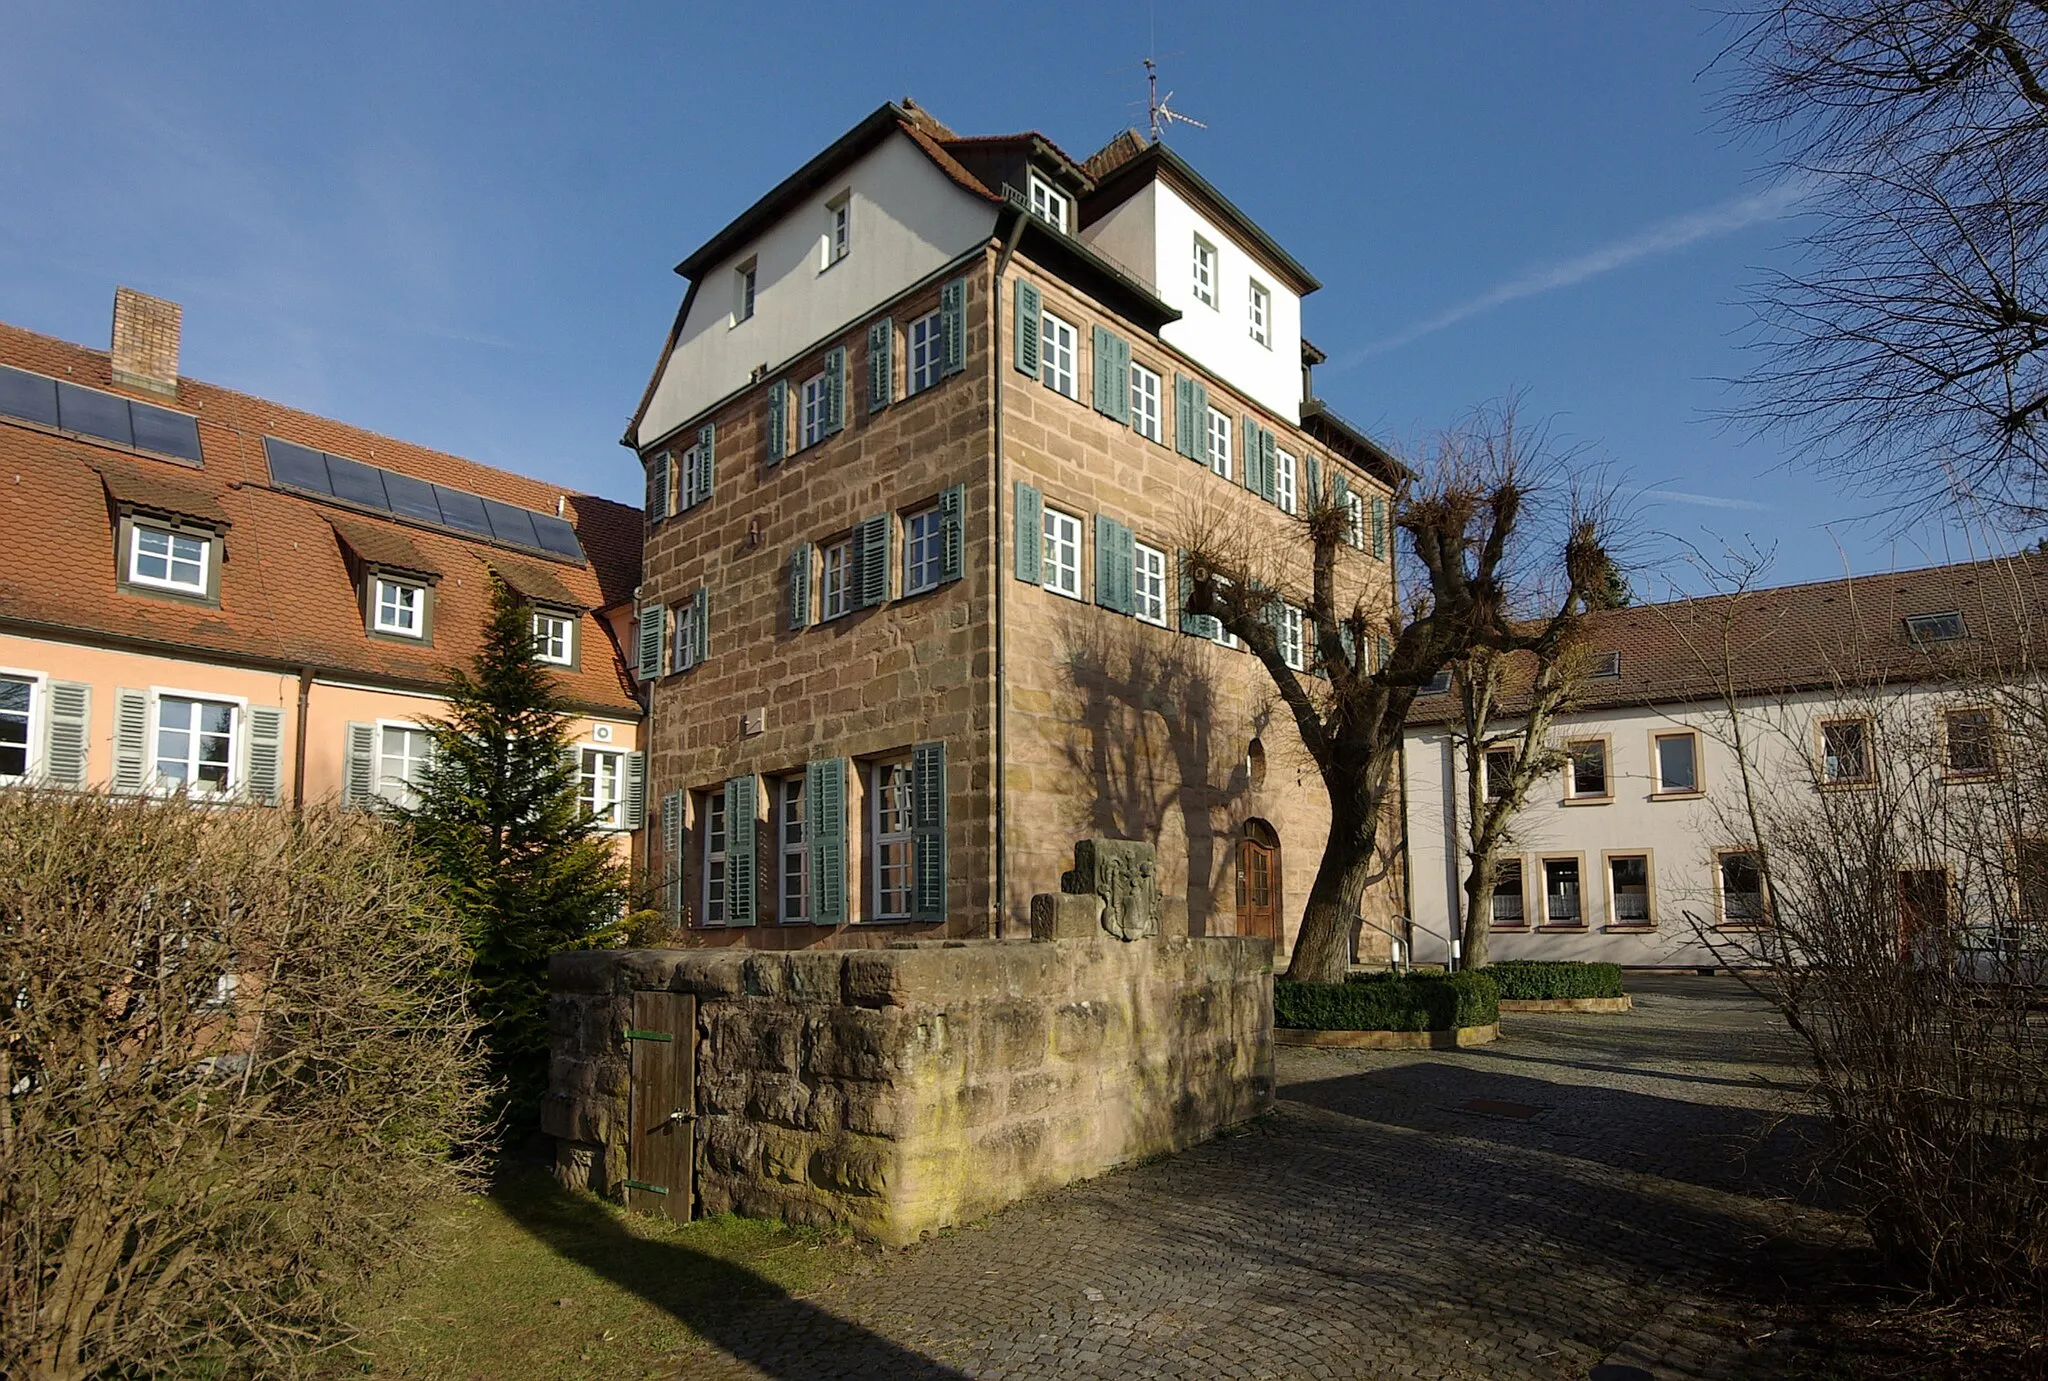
[1481,960,1626,1000]
[1274,970,1499,1031]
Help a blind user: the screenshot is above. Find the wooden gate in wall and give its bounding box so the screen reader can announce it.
[623,990,696,1221]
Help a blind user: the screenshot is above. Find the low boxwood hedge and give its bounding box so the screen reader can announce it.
[1274,970,1499,1031]
[1480,960,1626,1001]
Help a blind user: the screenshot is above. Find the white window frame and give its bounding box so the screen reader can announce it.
[778,775,808,924]
[374,719,435,807]
[128,523,209,594]
[531,610,575,666]
[733,259,757,324]
[820,539,853,621]
[702,790,728,926]
[903,505,943,596]
[1343,492,1366,549]
[1133,542,1168,627]
[908,310,943,394]
[825,194,851,267]
[678,442,705,508]
[1280,604,1305,671]
[1192,235,1217,307]
[1205,406,1232,480]
[1130,362,1162,442]
[1209,579,1241,650]
[799,372,828,449]
[1028,172,1071,233]
[578,746,625,829]
[870,758,915,922]
[1273,450,1297,515]
[1249,280,1271,347]
[1041,506,1082,600]
[1041,311,1077,399]
[149,686,244,797]
[0,667,45,784]
[372,577,425,638]
[671,599,699,673]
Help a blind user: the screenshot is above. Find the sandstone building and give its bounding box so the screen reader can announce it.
[628,102,1403,954]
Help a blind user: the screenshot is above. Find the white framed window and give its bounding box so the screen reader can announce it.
[1209,579,1241,650]
[0,673,35,780]
[734,259,757,324]
[1566,739,1611,800]
[1206,406,1232,480]
[678,443,706,508]
[1280,604,1305,671]
[373,578,424,637]
[1130,362,1162,442]
[1344,492,1366,549]
[1028,172,1071,233]
[800,372,828,449]
[779,775,808,924]
[904,505,943,596]
[871,758,915,921]
[1133,542,1168,626]
[1274,449,1298,514]
[1654,731,1700,794]
[671,599,699,673]
[154,695,236,795]
[908,310,943,394]
[1192,235,1217,307]
[532,610,574,665]
[1041,506,1082,599]
[579,748,624,828]
[821,539,853,620]
[376,723,434,806]
[1041,311,1077,399]
[129,525,208,594]
[1249,281,1271,346]
[702,790,728,925]
[825,194,851,266]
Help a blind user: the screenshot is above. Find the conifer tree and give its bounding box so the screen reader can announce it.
[399,575,624,1140]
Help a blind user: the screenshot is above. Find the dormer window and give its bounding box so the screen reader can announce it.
[1028,172,1071,233]
[532,609,576,666]
[1590,651,1622,678]
[1192,235,1217,307]
[1905,611,1965,644]
[373,577,426,638]
[129,524,209,594]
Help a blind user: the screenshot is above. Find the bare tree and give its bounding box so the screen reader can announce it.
[1726,1,2048,526]
[1186,401,1616,984]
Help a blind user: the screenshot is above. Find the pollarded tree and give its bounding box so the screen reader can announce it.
[1186,402,1616,984]
[398,574,625,1139]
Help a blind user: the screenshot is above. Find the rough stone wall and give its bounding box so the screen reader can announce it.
[546,936,1274,1246]
[996,252,1402,960]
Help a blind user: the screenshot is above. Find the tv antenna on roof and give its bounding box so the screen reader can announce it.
[1144,57,1206,143]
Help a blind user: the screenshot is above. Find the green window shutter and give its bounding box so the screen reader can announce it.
[1109,335,1131,424]
[1093,513,1118,608]
[42,681,89,788]
[868,316,893,413]
[1190,380,1208,433]
[824,346,847,435]
[855,513,891,608]
[939,276,967,377]
[1260,429,1278,503]
[636,600,663,681]
[1306,454,1323,507]
[1371,495,1388,560]
[645,452,669,522]
[1173,375,1193,458]
[246,706,284,806]
[342,721,376,809]
[1332,472,1353,544]
[806,758,846,925]
[661,789,684,921]
[624,752,647,830]
[697,423,716,502]
[112,687,149,793]
[939,483,965,583]
[692,588,709,665]
[789,542,813,631]
[1014,280,1042,378]
[1094,515,1135,614]
[767,379,788,465]
[1013,481,1042,584]
[725,775,757,926]
[911,740,947,921]
[1241,416,1258,491]
[1339,624,1357,671]
[1375,635,1392,673]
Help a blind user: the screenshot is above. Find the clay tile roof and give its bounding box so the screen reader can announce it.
[484,553,581,610]
[897,120,1005,204]
[1082,128,1149,182]
[93,456,230,528]
[327,514,438,579]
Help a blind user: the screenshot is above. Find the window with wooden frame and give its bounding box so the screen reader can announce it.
[1027,171,1071,232]
[578,748,625,829]
[824,193,851,267]
[799,371,829,449]
[1819,717,1873,786]
[1129,361,1163,443]
[1651,729,1701,796]
[869,757,915,922]
[1564,738,1611,802]
[1483,746,1516,802]
[1040,311,1077,399]
[1539,855,1586,927]
[1944,707,1998,778]
[1274,449,1298,515]
[1248,280,1271,347]
[2013,836,2048,924]
[1205,405,1232,480]
[819,537,853,621]
[1040,506,1082,599]
[1606,852,1653,927]
[128,523,210,595]
[1192,234,1217,306]
[1490,858,1526,927]
[908,310,943,395]
[733,258,757,324]
[1132,541,1168,626]
[778,774,809,924]
[0,674,32,781]
[700,789,729,926]
[1717,848,1768,926]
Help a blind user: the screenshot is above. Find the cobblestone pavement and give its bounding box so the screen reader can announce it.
[662,975,1850,1380]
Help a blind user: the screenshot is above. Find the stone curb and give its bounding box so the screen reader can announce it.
[1273,1021,1499,1049]
[1498,995,1633,1013]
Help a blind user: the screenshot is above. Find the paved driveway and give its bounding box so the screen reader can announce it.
[671,975,1847,1381]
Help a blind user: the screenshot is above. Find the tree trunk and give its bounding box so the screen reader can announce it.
[1462,852,1496,971]
[1283,813,1377,985]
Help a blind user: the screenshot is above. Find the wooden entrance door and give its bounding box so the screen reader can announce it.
[624,990,695,1221]
[1236,829,1279,941]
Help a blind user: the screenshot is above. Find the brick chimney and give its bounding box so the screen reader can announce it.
[111,286,182,398]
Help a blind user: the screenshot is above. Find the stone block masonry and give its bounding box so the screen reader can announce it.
[546,934,1274,1246]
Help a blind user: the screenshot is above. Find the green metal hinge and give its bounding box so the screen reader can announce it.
[624,1029,673,1042]
[621,1179,669,1195]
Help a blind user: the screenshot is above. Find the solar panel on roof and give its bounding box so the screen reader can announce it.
[128,402,202,462]
[0,365,59,428]
[325,455,389,511]
[263,438,334,494]
[481,499,539,549]
[381,470,443,525]
[531,514,584,559]
[431,485,493,536]
[56,381,134,448]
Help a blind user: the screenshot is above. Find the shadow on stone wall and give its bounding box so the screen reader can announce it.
[1055,618,1270,935]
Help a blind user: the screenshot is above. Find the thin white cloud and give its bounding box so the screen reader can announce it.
[1333,180,1817,366]
[1639,488,1772,512]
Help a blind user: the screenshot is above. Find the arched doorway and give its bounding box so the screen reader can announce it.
[1235,819,1281,942]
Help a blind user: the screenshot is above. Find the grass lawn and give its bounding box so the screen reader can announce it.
[339,1166,866,1379]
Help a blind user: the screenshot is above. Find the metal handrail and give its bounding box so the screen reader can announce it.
[1353,914,1462,974]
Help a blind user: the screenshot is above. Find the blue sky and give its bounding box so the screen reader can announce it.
[0,2,2000,591]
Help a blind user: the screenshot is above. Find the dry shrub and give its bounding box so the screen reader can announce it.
[0,790,486,1379]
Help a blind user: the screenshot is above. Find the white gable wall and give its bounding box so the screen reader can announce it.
[1149,181,1303,421]
[638,134,996,448]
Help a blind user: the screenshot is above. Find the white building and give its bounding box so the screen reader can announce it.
[1399,555,2048,969]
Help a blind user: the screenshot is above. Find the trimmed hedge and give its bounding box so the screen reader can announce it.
[1274,971,1499,1032]
[1481,960,1626,1001]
